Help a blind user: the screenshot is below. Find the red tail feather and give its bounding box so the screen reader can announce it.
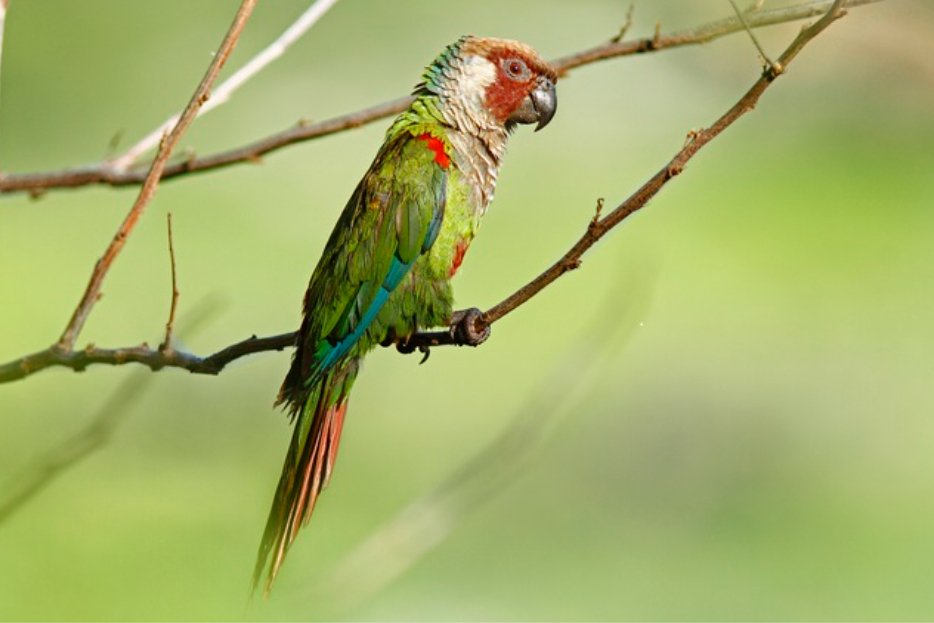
[255,361,358,596]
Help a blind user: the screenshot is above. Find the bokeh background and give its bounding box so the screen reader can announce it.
[2,0,933,620]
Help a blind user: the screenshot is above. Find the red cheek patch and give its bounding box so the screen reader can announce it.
[418,133,451,169]
[484,77,529,124]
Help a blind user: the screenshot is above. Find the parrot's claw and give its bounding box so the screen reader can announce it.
[393,337,431,363]
[418,347,431,364]
[450,307,491,347]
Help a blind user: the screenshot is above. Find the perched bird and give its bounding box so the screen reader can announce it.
[254,35,558,593]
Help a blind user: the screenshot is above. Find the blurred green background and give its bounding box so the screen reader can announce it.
[2,0,933,620]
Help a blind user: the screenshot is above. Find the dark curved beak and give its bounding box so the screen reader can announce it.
[530,76,557,132]
[508,76,557,132]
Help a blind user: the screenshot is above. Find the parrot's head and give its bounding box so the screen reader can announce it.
[416,35,558,135]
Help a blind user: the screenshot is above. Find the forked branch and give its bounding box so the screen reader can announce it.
[0,0,879,196]
[401,0,852,348]
[108,0,340,172]
[55,0,258,351]
[0,0,853,384]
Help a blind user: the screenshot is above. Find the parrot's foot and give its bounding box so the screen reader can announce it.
[450,307,491,347]
[395,337,432,364]
[384,308,490,364]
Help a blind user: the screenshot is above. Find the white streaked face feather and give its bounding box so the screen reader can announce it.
[438,54,498,135]
[456,54,496,95]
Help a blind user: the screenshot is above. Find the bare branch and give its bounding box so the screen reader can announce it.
[401,0,850,349]
[609,4,635,44]
[550,0,873,72]
[474,0,849,329]
[109,0,340,171]
[56,0,257,350]
[0,332,295,383]
[0,0,7,106]
[0,0,882,197]
[159,213,180,352]
[0,96,415,194]
[0,0,855,385]
[729,0,779,72]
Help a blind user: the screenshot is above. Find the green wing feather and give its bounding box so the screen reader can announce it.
[279,130,448,408]
[256,130,449,592]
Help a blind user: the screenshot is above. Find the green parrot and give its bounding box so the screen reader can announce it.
[254,35,558,593]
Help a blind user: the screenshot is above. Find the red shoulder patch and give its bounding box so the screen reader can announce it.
[417,133,451,169]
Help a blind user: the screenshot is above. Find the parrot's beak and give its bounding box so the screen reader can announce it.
[508,76,557,131]
[531,77,557,132]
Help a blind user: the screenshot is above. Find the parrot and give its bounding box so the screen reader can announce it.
[253,35,558,594]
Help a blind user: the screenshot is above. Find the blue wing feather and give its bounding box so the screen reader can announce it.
[303,136,448,387]
[311,255,411,376]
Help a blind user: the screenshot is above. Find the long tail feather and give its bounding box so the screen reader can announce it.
[253,359,358,596]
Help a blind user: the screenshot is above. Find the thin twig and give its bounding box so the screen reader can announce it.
[0,0,855,384]
[109,0,340,171]
[550,0,871,72]
[0,0,882,196]
[610,4,635,44]
[404,0,851,344]
[160,213,180,352]
[0,0,8,107]
[56,0,257,350]
[729,0,779,72]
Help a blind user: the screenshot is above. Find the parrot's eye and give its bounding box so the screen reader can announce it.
[502,58,530,82]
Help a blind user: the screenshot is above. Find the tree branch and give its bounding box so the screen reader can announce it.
[301,7,854,602]
[0,0,880,197]
[159,213,180,352]
[0,0,854,385]
[108,0,340,172]
[550,0,868,72]
[0,332,295,383]
[0,0,7,107]
[399,0,852,348]
[55,0,257,350]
